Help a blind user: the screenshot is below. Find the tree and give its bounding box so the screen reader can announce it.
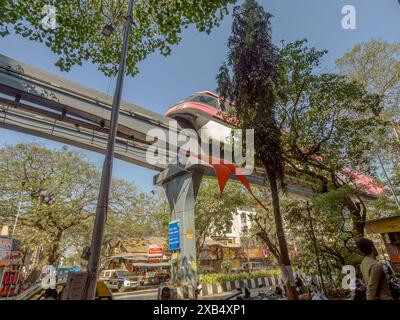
[216,0,297,299]
[0,0,236,76]
[336,39,400,209]
[287,190,362,286]
[276,40,381,236]
[0,143,99,272]
[102,186,169,257]
[249,188,364,295]
[195,179,247,256]
[336,39,400,124]
[0,143,166,280]
[147,188,171,237]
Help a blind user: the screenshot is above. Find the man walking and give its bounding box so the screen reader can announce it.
[356,238,393,300]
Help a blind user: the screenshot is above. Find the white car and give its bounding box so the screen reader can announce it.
[98,269,141,293]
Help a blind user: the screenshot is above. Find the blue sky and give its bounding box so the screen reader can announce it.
[1,0,399,192]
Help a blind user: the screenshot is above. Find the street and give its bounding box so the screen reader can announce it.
[113,288,260,300]
[113,288,159,300]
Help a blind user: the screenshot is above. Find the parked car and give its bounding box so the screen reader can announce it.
[98,269,140,293]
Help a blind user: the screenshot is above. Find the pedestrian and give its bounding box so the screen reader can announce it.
[160,286,171,300]
[274,285,283,297]
[356,238,393,300]
[40,288,58,300]
[295,274,304,294]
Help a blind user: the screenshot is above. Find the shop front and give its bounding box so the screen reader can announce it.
[0,236,23,297]
[198,238,272,273]
[102,243,171,285]
[365,215,400,273]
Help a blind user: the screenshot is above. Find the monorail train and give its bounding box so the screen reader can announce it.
[165,91,234,143]
[165,91,385,198]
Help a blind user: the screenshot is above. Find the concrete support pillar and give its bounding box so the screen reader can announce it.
[154,165,203,299]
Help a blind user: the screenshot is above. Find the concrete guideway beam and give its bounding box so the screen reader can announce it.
[0,53,380,201]
[0,53,323,199]
[0,53,179,147]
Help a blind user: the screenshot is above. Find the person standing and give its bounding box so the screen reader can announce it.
[356,238,393,300]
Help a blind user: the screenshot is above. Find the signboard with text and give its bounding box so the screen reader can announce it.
[148,245,163,258]
[0,237,12,266]
[10,251,22,265]
[169,220,180,251]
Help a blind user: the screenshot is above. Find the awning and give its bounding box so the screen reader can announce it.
[201,238,227,248]
[365,215,400,234]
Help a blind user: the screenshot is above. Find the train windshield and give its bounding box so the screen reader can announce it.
[186,94,219,109]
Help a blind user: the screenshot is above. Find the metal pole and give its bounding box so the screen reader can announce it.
[377,153,400,210]
[84,0,135,300]
[11,192,23,239]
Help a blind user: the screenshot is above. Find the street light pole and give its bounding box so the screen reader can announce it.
[11,192,23,239]
[84,0,135,300]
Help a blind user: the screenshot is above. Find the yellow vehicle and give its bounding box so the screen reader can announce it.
[95,280,113,300]
[13,280,113,300]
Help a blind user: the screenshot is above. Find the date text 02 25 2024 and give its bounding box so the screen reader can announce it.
[153,304,246,318]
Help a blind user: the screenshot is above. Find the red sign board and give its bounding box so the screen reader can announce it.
[148,246,163,257]
[262,246,270,258]
[10,251,22,264]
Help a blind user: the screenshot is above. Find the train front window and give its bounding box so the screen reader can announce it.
[187,94,219,109]
[221,101,235,114]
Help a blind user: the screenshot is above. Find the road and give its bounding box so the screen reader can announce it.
[114,288,160,300]
[113,288,260,300]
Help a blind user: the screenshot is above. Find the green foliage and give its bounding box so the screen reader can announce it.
[0,143,100,264]
[200,269,280,285]
[195,179,247,252]
[336,38,400,114]
[284,192,362,282]
[278,40,381,177]
[221,258,233,272]
[216,0,284,181]
[312,186,353,213]
[337,39,400,210]
[0,0,236,76]
[273,39,385,237]
[370,164,400,217]
[0,143,168,268]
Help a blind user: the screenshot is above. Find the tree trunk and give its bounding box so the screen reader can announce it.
[25,246,48,283]
[48,230,63,265]
[306,202,327,297]
[266,167,298,300]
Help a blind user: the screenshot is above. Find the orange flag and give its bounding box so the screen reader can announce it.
[195,154,269,211]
